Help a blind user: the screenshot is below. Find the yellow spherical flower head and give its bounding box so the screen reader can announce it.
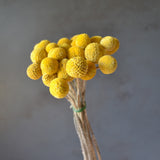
[46,42,58,53]
[34,40,50,49]
[81,61,96,80]
[85,43,104,63]
[58,59,73,82]
[57,37,71,45]
[30,48,48,63]
[58,43,71,50]
[49,78,69,99]
[90,36,102,43]
[68,46,84,59]
[42,73,57,87]
[75,33,90,49]
[26,63,42,80]
[100,36,119,55]
[40,57,59,75]
[66,57,88,78]
[70,34,79,41]
[98,55,118,74]
[48,47,67,61]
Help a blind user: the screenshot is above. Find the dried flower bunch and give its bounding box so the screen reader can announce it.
[26,33,119,160]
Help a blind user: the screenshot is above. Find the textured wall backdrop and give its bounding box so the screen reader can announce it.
[0,0,160,159]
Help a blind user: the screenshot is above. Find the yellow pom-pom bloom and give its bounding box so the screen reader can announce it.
[66,57,88,78]
[100,36,119,55]
[49,78,69,99]
[58,59,73,82]
[30,48,48,63]
[34,40,50,49]
[40,57,59,75]
[46,42,58,53]
[98,55,118,74]
[85,43,104,63]
[26,63,42,80]
[75,33,90,48]
[48,47,67,61]
[81,61,96,80]
[68,46,84,59]
[57,37,71,45]
[58,43,71,50]
[42,73,57,87]
[90,36,102,43]
[71,34,79,41]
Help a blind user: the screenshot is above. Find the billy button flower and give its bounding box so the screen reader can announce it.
[34,40,50,49]
[42,73,57,87]
[45,42,58,53]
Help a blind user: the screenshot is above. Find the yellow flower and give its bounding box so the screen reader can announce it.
[34,40,50,49]
[42,73,57,87]
[66,57,88,78]
[58,59,73,81]
[26,63,42,80]
[75,33,90,48]
[98,55,118,74]
[100,36,119,55]
[30,48,48,63]
[40,57,59,75]
[70,34,79,41]
[90,36,102,43]
[68,46,84,59]
[48,47,67,61]
[49,78,69,99]
[85,43,104,63]
[81,61,96,80]
[45,42,58,53]
[57,37,71,45]
[58,43,71,50]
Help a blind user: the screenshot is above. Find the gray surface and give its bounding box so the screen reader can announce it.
[0,0,160,159]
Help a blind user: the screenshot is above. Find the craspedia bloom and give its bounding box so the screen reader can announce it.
[58,43,71,50]
[85,43,104,63]
[66,57,88,78]
[81,61,96,80]
[46,42,58,53]
[48,47,67,61]
[57,37,71,45]
[30,48,48,63]
[58,59,73,82]
[34,40,50,49]
[49,78,69,99]
[71,34,79,41]
[100,36,119,55]
[75,33,90,49]
[26,63,42,80]
[98,55,118,74]
[90,36,102,43]
[42,73,57,87]
[40,57,59,75]
[68,46,84,59]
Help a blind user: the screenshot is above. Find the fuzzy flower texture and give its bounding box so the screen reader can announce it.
[26,33,119,99]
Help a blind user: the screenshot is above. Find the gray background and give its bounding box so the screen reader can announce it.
[0,0,160,159]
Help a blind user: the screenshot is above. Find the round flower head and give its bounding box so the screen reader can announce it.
[68,46,84,59]
[98,55,118,74]
[30,48,48,63]
[26,63,42,80]
[46,42,58,53]
[75,33,90,49]
[49,78,69,99]
[85,43,104,63]
[58,59,73,82]
[57,37,71,45]
[40,57,59,75]
[58,43,71,50]
[66,57,88,78]
[48,47,67,61]
[81,61,96,80]
[71,34,79,41]
[34,40,50,49]
[42,73,57,87]
[100,36,119,55]
[90,36,102,43]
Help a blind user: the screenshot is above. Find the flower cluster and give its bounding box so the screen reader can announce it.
[26,33,119,99]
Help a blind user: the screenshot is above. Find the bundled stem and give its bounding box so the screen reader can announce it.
[66,79,102,160]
